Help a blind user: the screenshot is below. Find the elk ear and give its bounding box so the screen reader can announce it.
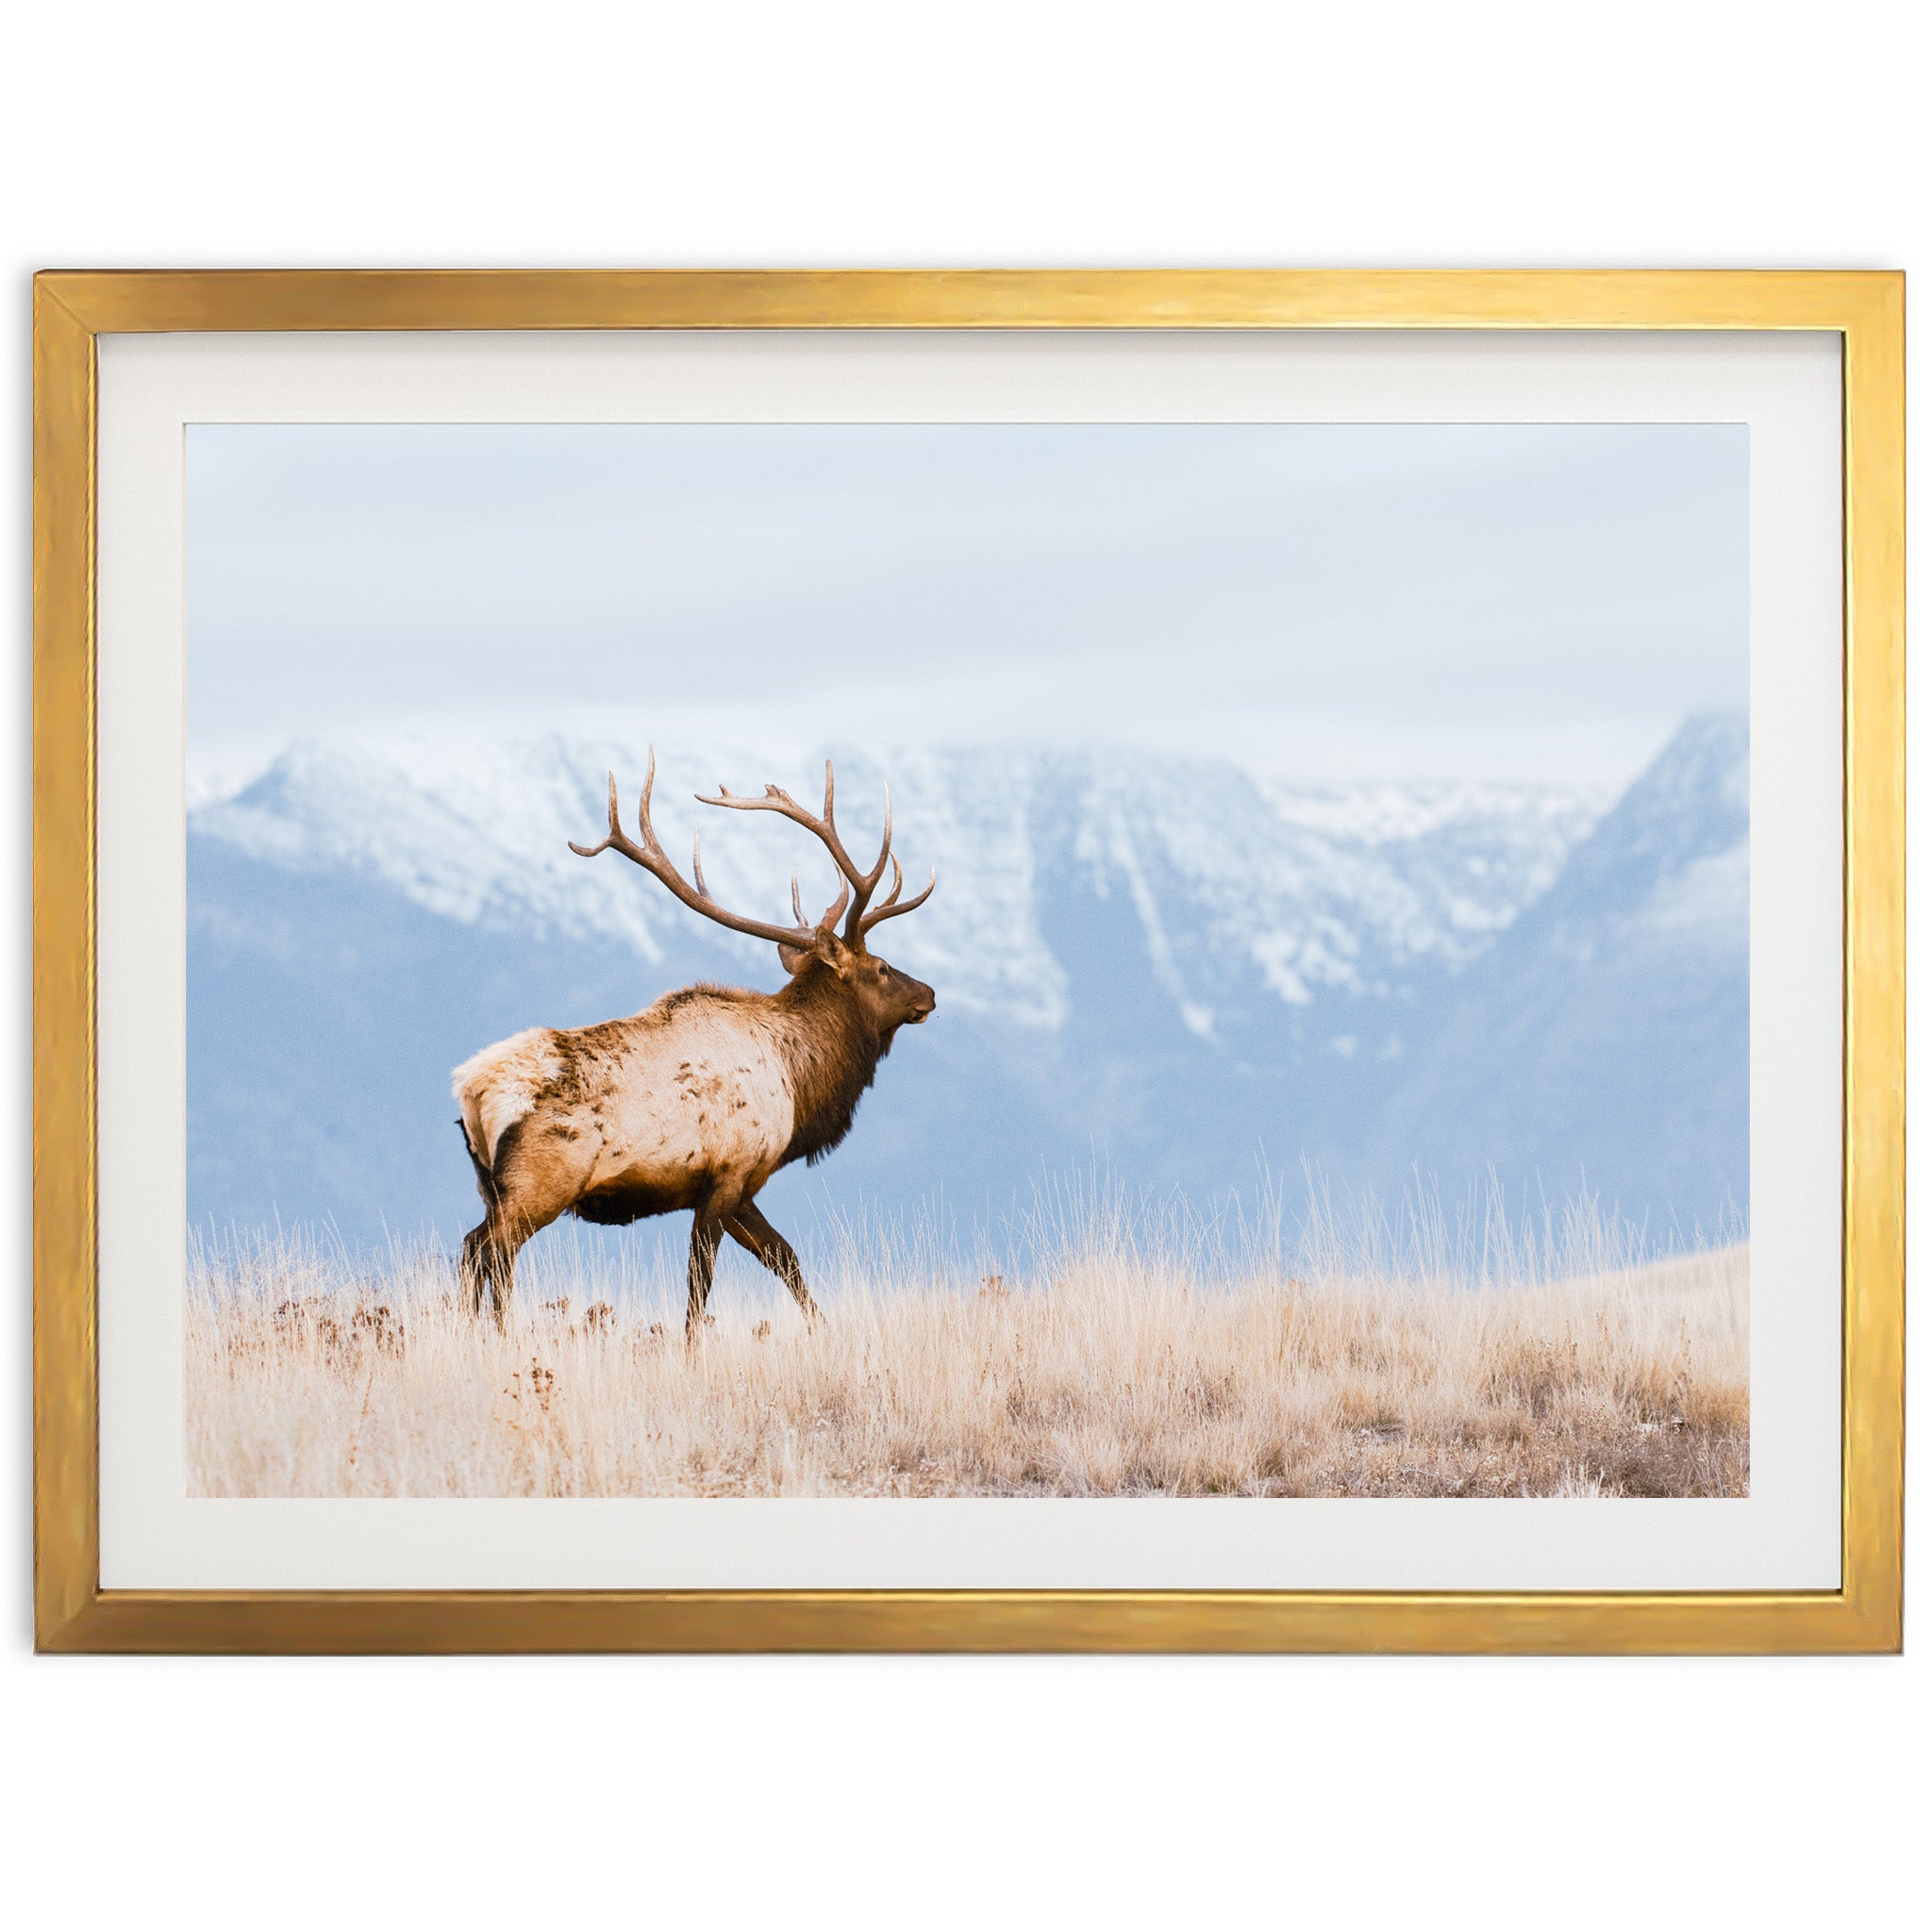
[779,929,849,977]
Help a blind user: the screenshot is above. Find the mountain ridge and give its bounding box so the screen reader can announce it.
[186,715,1747,1251]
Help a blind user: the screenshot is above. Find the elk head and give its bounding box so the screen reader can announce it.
[569,750,938,1038]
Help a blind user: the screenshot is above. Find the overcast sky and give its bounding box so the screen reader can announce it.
[187,422,1747,785]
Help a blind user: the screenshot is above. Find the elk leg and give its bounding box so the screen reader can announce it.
[486,1221,523,1328]
[460,1215,526,1329]
[459,1219,500,1318]
[726,1202,821,1326]
[686,1211,725,1342]
[458,1116,504,1318]
[461,1119,582,1327]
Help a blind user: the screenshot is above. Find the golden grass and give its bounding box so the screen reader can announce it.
[187,1229,1749,1498]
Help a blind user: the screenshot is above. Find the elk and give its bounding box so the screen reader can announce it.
[451,752,936,1338]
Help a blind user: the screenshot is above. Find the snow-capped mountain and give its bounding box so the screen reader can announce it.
[1370,711,1749,1230]
[185,716,1747,1250]
[191,735,1599,1029]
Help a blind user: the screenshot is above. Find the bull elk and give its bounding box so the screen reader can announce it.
[451,753,936,1337]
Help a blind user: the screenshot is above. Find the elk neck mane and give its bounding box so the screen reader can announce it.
[774,958,895,1167]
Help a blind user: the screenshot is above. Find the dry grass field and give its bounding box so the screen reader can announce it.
[187,1208,1748,1499]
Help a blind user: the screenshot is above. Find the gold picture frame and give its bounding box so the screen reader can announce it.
[33,270,1904,1654]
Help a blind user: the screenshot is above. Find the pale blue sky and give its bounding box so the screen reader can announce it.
[187,423,1747,784]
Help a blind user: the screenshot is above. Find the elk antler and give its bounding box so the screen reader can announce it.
[696,758,933,943]
[856,851,937,934]
[569,750,835,953]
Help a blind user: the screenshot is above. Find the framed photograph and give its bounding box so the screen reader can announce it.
[33,271,1902,1652]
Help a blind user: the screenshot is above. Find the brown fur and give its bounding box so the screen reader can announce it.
[453,941,934,1336]
[458,757,939,1337]
[775,961,892,1166]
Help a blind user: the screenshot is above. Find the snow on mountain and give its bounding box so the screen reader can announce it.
[185,716,1746,1248]
[1517,710,1747,965]
[190,731,1604,1036]
[1369,713,1750,1224]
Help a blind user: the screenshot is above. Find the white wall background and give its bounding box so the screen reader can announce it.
[3,4,1922,1924]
